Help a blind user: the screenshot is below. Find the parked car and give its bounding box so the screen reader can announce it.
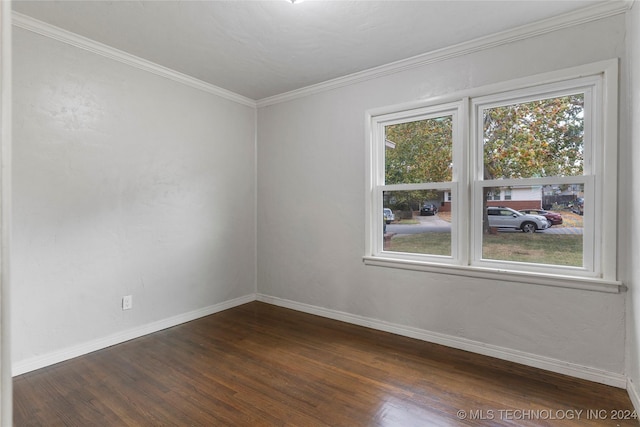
[570,197,584,215]
[519,209,563,226]
[487,206,550,233]
[420,203,438,216]
[383,208,395,224]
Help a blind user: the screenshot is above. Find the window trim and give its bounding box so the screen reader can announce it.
[471,77,600,276]
[364,59,622,293]
[371,101,462,264]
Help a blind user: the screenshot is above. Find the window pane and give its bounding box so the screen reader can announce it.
[483,94,584,179]
[385,116,453,184]
[482,183,584,267]
[383,190,451,257]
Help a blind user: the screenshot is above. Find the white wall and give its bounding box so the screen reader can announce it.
[0,1,11,424]
[626,1,640,406]
[509,187,539,202]
[12,28,256,368]
[257,15,628,380]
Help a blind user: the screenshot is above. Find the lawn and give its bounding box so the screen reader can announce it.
[388,232,582,266]
[483,232,582,266]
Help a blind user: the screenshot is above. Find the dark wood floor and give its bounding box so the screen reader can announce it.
[14,302,638,426]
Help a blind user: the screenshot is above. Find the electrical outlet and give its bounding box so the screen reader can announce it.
[122,295,133,310]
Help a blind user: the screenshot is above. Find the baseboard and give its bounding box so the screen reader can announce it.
[12,293,257,376]
[627,378,640,414]
[15,292,629,390]
[257,294,627,389]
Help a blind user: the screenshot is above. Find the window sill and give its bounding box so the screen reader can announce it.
[362,256,624,294]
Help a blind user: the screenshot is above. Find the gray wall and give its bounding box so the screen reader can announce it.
[626,1,640,403]
[12,28,256,367]
[257,15,628,378]
[10,5,639,399]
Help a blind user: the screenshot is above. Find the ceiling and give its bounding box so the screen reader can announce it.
[13,0,612,101]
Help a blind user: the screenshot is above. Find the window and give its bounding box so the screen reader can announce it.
[474,88,592,273]
[486,189,501,201]
[365,61,620,292]
[371,102,461,262]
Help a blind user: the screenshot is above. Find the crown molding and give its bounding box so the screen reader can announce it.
[256,0,633,108]
[11,1,632,110]
[12,12,257,108]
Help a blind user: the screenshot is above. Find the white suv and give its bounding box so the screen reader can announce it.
[383,208,395,224]
[487,207,549,233]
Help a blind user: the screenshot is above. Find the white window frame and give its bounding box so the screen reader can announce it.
[364,60,622,293]
[369,101,464,265]
[472,78,598,277]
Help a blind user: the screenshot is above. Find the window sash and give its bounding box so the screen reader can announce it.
[473,81,595,181]
[373,183,458,264]
[471,79,600,278]
[471,176,596,277]
[371,102,463,264]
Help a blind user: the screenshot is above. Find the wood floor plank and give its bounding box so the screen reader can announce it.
[13,302,638,426]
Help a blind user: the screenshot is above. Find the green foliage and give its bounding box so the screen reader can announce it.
[382,95,584,216]
[384,116,452,210]
[483,94,584,179]
[385,116,453,185]
[384,190,442,212]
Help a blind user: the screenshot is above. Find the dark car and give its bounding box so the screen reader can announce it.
[519,209,563,226]
[420,203,438,216]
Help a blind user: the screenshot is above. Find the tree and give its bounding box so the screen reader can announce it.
[483,94,584,180]
[384,116,452,212]
[383,95,585,230]
[483,94,584,232]
[385,116,452,185]
[481,94,584,232]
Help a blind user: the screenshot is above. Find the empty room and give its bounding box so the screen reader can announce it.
[2,0,640,425]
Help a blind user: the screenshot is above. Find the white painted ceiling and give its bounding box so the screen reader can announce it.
[13,0,608,101]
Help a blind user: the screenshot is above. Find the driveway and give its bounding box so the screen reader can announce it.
[386,214,451,235]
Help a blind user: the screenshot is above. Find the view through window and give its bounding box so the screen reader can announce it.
[479,94,586,267]
[383,115,453,257]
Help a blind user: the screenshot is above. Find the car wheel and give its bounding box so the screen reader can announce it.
[385,220,391,224]
[521,222,537,233]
